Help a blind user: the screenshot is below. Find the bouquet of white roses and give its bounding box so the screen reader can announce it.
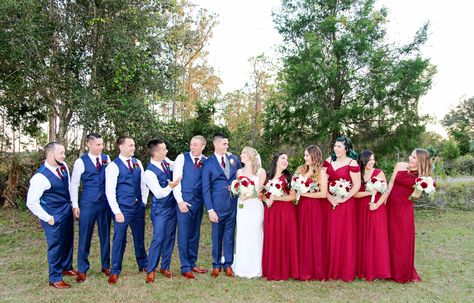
[328,178,352,209]
[365,176,387,204]
[230,176,256,208]
[409,176,436,200]
[291,174,320,204]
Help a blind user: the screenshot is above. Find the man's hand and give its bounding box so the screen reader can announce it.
[115,213,125,223]
[48,216,55,226]
[168,176,182,189]
[178,201,191,213]
[208,210,219,223]
[73,208,80,220]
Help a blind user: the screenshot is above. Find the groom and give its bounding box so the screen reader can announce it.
[202,133,241,278]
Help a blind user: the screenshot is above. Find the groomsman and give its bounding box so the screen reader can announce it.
[143,139,181,283]
[106,136,149,285]
[70,133,112,283]
[202,134,241,278]
[26,142,76,289]
[173,135,208,279]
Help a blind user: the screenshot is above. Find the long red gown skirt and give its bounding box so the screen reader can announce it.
[356,169,391,280]
[387,170,422,283]
[296,193,326,280]
[324,161,358,281]
[262,176,299,281]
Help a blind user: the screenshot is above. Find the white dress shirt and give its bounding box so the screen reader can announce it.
[143,159,173,200]
[105,155,149,215]
[173,153,203,203]
[26,161,70,222]
[70,153,111,208]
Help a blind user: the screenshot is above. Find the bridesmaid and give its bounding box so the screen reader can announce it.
[354,150,391,281]
[378,148,432,283]
[261,153,299,281]
[323,136,360,281]
[295,145,328,280]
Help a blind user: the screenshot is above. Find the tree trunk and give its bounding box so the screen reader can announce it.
[49,110,57,142]
[2,155,20,209]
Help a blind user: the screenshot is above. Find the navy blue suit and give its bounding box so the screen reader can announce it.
[37,164,74,283]
[110,157,147,275]
[176,153,206,273]
[202,153,240,269]
[76,154,112,273]
[146,161,176,273]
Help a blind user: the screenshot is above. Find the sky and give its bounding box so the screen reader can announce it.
[194,0,474,137]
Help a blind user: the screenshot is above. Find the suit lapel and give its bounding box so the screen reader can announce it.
[227,155,237,179]
[211,154,227,179]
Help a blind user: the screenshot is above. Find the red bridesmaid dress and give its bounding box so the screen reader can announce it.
[296,177,326,280]
[324,160,358,281]
[387,170,422,283]
[356,169,391,281]
[262,175,299,281]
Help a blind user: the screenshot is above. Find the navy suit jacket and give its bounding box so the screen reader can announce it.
[202,153,241,215]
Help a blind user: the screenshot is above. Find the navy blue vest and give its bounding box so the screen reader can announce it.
[146,162,175,208]
[181,152,205,203]
[80,153,108,202]
[114,157,142,206]
[38,164,71,214]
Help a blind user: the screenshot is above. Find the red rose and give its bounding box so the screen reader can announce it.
[304,179,312,187]
[371,177,378,183]
[275,183,281,189]
[102,159,108,165]
[330,181,336,187]
[300,181,305,184]
[60,164,66,172]
[292,177,298,182]
[234,183,239,189]
[420,182,428,189]
[433,181,436,188]
[345,187,350,192]
[241,180,249,187]
[250,180,255,185]
[415,177,422,183]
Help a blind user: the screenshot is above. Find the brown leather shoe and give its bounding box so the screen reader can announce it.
[108,274,119,285]
[225,267,234,277]
[210,268,221,278]
[146,271,155,283]
[49,280,71,289]
[76,272,86,283]
[159,269,172,278]
[62,269,78,277]
[102,268,110,276]
[192,266,208,274]
[182,271,196,279]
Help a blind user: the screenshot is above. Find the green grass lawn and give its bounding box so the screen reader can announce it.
[0,209,473,303]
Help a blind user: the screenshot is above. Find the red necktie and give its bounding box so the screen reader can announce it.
[161,162,168,175]
[95,157,101,170]
[126,159,133,173]
[194,157,199,169]
[56,167,64,180]
[221,156,226,169]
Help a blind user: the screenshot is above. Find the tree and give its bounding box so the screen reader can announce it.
[442,97,474,155]
[266,0,436,155]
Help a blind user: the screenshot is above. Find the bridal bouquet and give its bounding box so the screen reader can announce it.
[409,176,436,200]
[328,178,352,209]
[291,174,320,204]
[365,176,387,204]
[230,176,256,208]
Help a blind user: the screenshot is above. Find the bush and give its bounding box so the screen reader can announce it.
[438,155,474,176]
[415,181,474,211]
[440,140,460,160]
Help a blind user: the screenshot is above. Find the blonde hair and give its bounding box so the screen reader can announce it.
[297,145,323,182]
[415,148,432,177]
[242,146,261,175]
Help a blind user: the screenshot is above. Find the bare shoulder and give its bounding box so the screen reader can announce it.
[258,168,267,177]
[349,159,359,167]
[325,156,332,163]
[394,162,408,171]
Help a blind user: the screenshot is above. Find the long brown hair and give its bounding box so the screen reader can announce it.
[415,148,432,177]
[297,145,323,183]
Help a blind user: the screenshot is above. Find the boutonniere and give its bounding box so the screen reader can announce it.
[133,162,140,169]
[165,161,173,171]
[60,164,67,173]
[195,160,204,169]
[102,159,108,166]
[230,158,235,166]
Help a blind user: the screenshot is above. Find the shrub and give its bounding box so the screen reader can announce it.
[415,181,474,211]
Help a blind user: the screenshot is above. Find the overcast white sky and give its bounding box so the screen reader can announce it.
[195,0,474,137]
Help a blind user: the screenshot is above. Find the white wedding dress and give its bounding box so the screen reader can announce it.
[233,170,264,278]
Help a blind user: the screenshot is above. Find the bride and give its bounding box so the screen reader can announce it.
[233,146,266,278]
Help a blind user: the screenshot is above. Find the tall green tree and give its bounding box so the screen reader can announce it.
[442,97,474,155]
[266,0,436,155]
